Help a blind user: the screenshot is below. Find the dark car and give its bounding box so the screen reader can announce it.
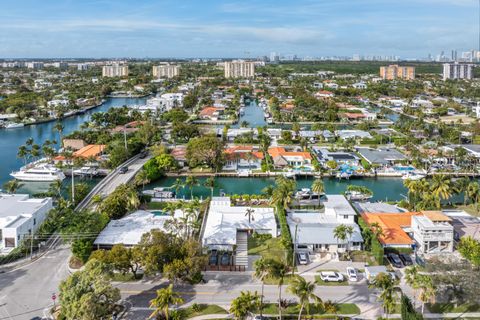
[399,253,413,266]
[139,150,148,159]
[118,166,128,174]
[387,253,404,268]
[220,253,230,266]
[209,251,218,266]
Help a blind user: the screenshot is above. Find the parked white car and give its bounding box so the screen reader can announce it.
[320,271,344,282]
[346,267,358,282]
[298,252,308,265]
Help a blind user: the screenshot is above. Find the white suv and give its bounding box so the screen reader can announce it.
[320,271,344,282]
[346,267,358,282]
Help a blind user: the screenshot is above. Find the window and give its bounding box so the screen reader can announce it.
[344,215,349,219]
[33,218,36,225]
[5,237,15,248]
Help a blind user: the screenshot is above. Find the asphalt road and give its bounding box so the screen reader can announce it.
[0,247,70,320]
[118,273,382,320]
[0,155,152,320]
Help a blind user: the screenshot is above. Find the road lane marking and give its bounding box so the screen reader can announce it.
[121,290,215,295]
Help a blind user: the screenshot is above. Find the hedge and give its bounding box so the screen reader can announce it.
[275,205,293,265]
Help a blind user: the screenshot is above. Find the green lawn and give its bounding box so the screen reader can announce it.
[248,235,288,262]
[427,303,480,313]
[261,303,360,315]
[262,274,295,285]
[181,304,227,318]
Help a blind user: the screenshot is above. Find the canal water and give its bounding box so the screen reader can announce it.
[146,176,408,202]
[233,100,267,128]
[0,97,147,191]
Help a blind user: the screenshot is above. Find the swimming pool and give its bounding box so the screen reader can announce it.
[150,210,169,216]
[339,164,361,173]
[393,166,415,172]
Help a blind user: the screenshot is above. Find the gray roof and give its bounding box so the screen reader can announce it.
[356,147,407,165]
[353,202,405,214]
[324,194,357,216]
[290,222,363,245]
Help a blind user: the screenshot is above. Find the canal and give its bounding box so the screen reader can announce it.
[233,100,267,128]
[146,176,409,202]
[0,97,147,191]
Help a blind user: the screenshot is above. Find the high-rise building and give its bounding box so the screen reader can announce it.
[26,62,44,69]
[77,63,90,71]
[102,64,129,77]
[152,65,180,78]
[224,60,255,78]
[379,65,415,80]
[269,52,280,63]
[442,62,473,80]
[52,62,69,69]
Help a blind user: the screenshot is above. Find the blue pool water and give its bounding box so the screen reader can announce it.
[394,166,415,172]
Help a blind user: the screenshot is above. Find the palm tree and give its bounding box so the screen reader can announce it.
[454,177,470,205]
[466,181,480,209]
[25,137,34,146]
[172,178,185,199]
[270,176,296,210]
[229,291,260,320]
[134,170,150,190]
[54,122,64,144]
[245,208,255,224]
[333,224,347,254]
[17,145,29,165]
[323,300,338,316]
[370,222,385,240]
[253,258,270,318]
[404,266,420,308]
[288,275,322,320]
[369,273,396,319]
[185,175,199,200]
[49,180,63,198]
[311,178,324,207]
[344,225,354,251]
[430,174,453,209]
[149,284,184,320]
[30,144,41,161]
[203,176,216,198]
[269,260,289,320]
[418,275,435,315]
[3,179,23,194]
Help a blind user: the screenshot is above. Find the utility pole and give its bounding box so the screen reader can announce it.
[30,233,34,260]
[123,127,128,151]
[71,165,75,204]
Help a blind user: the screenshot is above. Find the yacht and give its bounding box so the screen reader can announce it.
[73,166,98,176]
[294,188,323,200]
[142,187,175,199]
[11,165,66,182]
[237,169,251,177]
[5,122,24,129]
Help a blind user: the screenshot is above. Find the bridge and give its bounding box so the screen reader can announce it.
[75,154,152,211]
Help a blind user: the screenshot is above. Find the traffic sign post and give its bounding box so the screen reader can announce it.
[51,293,56,308]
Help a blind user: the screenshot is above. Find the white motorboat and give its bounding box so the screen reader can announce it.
[402,172,426,181]
[294,188,323,200]
[73,166,98,176]
[11,165,66,182]
[237,169,251,177]
[282,171,296,178]
[5,122,24,129]
[345,190,373,201]
[142,187,175,199]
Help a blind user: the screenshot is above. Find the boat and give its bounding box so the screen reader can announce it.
[294,188,323,200]
[142,187,176,199]
[282,171,296,179]
[336,171,352,180]
[237,169,251,177]
[345,190,372,201]
[73,166,98,176]
[402,172,426,181]
[239,107,245,116]
[11,165,66,182]
[4,122,24,129]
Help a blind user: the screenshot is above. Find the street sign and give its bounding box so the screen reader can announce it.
[51,293,56,301]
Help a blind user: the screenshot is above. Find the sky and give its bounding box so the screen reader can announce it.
[0,0,479,59]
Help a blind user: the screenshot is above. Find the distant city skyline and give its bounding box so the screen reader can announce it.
[0,0,479,58]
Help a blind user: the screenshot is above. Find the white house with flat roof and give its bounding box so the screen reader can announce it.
[287,195,363,254]
[202,197,277,251]
[0,194,52,253]
[94,209,187,248]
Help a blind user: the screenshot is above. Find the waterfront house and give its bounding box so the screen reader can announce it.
[0,194,53,253]
[443,210,480,242]
[356,147,407,168]
[199,106,225,121]
[361,211,454,253]
[287,195,363,254]
[220,128,258,143]
[336,129,372,141]
[202,197,277,266]
[62,139,87,151]
[312,147,361,167]
[268,146,313,170]
[54,144,106,164]
[94,209,187,248]
[170,146,187,168]
[223,146,264,171]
